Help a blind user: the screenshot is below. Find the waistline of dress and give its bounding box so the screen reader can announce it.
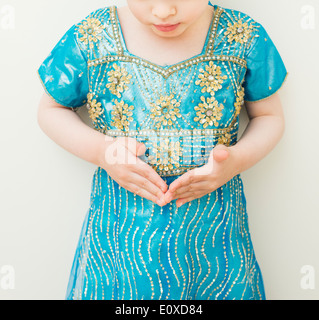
[100,125,238,177]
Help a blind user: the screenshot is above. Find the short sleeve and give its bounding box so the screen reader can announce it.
[243,23,288,102]
[37,24,89,109]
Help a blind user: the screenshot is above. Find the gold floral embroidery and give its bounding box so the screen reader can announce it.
[218,133,232,146]
[106,64,132,98]
[78,17,105,49]
[150,94,182,129]
[195,62,227,94]
[225,19,253,44]
[148,138,182,173]
[111,99,134,131]
[87,93,104,123]
[234,86,245,116]
[194,96,224,128]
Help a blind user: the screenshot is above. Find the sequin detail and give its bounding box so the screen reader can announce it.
[150,94,182,129]
[225,19,254,44]
[195,62,228,94]
[86,93,104,123]
[106,64,132,98]
[77,17,105,49]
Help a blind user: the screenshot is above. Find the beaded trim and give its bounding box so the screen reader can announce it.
[110,7,124,55]
[88,54,247,79]
[146,165,208,177]
[104,123,238,138]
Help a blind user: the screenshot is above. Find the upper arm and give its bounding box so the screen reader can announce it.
[244,92,284,120]
[38,91,71,111]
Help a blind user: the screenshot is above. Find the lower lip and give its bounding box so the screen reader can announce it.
[154,24,180,32]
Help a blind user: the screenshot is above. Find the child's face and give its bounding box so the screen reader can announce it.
[126,0,210,38]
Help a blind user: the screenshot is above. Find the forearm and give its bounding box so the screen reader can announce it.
[231,114,285,174]
[37,93,110,167]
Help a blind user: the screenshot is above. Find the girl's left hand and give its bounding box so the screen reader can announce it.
[163,144,240,207]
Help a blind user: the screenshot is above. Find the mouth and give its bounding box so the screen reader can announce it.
[154,23,180,32]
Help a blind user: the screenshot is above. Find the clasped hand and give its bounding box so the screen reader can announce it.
[163,143,239,207]
[103,137,240,208]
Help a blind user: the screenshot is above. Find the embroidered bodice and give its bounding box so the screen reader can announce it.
[38,4,287,177]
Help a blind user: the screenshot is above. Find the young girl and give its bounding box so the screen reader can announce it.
[37,0,287,300]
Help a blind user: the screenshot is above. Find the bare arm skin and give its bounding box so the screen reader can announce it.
[37,92,168,206]
[231,92,285,174]
[37,92,108,167]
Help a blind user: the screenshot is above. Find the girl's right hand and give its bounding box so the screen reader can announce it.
[101,136,168,207]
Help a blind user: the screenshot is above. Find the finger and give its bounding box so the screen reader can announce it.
[127,169,166,198]
[126,178,166,207]
[118,137,146,156]
[168,167,209,192]
[168,172,194,193]
[115,143,151,170]
[213,145,229,162]
[174,182,209,195]
[164,183,207,202]
[133,187,165,207]
[165,182,204,201]
[169,164,213,193]
[113,142,168,193]
[133,158,168,193]
[176,196,197,208]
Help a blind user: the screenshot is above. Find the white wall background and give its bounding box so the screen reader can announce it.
[0,0,318,300]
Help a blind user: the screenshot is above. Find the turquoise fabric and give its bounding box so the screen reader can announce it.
[38,4,287,300]
[38,24,89,108]
[243,24,287,102]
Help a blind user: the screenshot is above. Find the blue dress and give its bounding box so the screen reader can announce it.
[38,4,287,300]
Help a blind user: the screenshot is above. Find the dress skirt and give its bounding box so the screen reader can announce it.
[66,166,265,300]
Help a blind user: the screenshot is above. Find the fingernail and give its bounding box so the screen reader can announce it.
[157,200,165,207]
[166,194,173,202]
[156,196,164,206]
[161,195,167,205]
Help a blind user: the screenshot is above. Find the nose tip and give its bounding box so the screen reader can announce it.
[152,6,176,19]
